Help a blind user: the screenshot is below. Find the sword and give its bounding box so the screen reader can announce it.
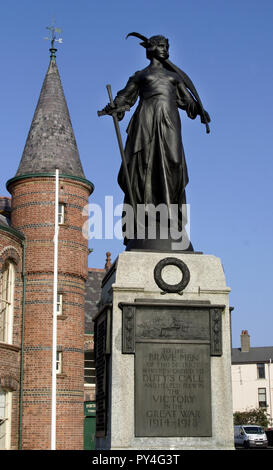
[98,84,137,226]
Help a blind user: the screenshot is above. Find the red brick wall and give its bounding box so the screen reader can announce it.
[0,231,23,449]
[9,176,91,450]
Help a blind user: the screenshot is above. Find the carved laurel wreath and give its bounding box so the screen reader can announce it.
[153,257,190,294]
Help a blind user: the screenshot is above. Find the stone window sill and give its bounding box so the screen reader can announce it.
[0,342,20,352]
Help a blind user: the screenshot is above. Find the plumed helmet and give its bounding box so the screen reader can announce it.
[126,32,168,47]
[125,32,210,133]
[126,32,169,60]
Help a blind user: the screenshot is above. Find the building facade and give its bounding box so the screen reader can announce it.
[0,197,24,449]
[0,47,98,449]
[232,330,273,427]
[83,263,110,450]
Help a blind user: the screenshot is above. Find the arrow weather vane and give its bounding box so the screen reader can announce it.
[44,18,63,58]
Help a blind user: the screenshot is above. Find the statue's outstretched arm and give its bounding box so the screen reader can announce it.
[113,74,140,120]
[100,73,140,121]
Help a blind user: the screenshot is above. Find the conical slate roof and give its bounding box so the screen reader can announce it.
[15,55,85,179]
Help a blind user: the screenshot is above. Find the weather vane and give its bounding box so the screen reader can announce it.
[44,18,63,58]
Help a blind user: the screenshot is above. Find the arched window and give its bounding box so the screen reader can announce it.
[0,386,12,450]
[0,262,15,344]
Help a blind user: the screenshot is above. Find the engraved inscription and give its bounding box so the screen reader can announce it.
[135,343,212,437]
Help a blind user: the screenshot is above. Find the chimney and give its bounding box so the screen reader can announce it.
[240,330,250,352]
[105,252,112,271]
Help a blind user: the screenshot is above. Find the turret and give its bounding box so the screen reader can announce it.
[7,42,93,450]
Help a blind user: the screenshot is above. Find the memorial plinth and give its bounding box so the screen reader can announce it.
[94,251,234,450]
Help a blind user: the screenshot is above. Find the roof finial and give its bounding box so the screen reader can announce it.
[44,17,63,60]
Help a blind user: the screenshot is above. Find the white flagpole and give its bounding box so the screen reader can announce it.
[51,168,59,450]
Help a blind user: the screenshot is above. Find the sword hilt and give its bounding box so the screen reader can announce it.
[97,83,137,224]
[97,105,130,117]
[97,84,115,116]
[98,84,130,117]
[106,84,114,106]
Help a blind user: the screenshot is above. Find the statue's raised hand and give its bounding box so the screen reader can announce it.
[97,103,130,119]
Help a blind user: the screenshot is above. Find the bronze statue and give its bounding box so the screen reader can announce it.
[99,33,210,251]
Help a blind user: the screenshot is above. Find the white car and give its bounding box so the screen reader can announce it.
[234,425,268,448]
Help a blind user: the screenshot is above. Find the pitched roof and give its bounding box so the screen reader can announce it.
[15,56,85,179]
[84,268,106,334]
[0,197,11,214]
[232,347,273,364]
[0,213,11,228]
[0,197,11,227]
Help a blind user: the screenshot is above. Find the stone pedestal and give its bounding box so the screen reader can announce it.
[94,251,234,450]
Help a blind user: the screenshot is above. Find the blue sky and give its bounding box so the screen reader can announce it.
[0,0,273,347]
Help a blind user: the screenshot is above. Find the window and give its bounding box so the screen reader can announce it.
[257,363,265,379]
[0,262,15,343]
[56,351,62,374]
[56,293,63,315]
[258,388,267,408]
[58,203,65,225]
[84,351,96,385]
[0,387,11,450]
